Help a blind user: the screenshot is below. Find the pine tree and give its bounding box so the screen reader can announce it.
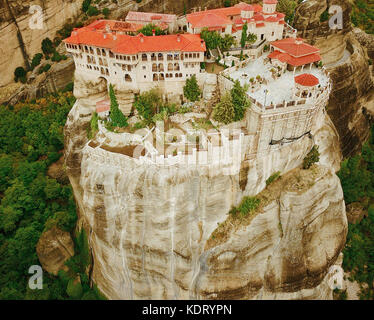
[213,93,235,124]
[241,22,248,48]
[231,80,251,121]
[109,84,128,128]
[183,75,201,102]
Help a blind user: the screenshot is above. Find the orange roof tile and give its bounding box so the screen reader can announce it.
[271,38,320,57]
[268,50,321,66]
[64,22,206,54]
[187,12,232,28]
[295,74,320,86]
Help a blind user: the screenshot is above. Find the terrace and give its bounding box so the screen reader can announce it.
[224,54,330,107]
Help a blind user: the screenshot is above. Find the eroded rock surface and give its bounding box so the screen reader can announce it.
[36,226,74,276]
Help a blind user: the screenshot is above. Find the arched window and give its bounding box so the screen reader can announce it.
[158,53,163,61]
[153,74,158,81]
[99,58,103,66]
[168,63,173,71]
[101,67,105,75]
[174,63,180,71]
[97,48,101,55]
[102,49,106,56]
[152,63,157,72]
[142,54,147,61]
[159,73,165,81]
[106,68,109,76]
[125,74,132,82]
[158,63,164,72]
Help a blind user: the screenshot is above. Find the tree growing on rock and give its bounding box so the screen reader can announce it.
[213,92,235,124]
[183,75,201,102]
[231,80,251,121]
[109,84,128,128]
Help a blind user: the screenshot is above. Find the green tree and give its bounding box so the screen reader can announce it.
[138,23,166,36]
[200,28,222,50]
[231,80,250,121]
[220,34,236,51]
[134,89,162,123]
[213,92,235,124]
[41,38,54,55]
[109,84,129,128]
[81,0,92,12]
[277,0,298,23]
[183,75,201,102]
[241,22,248,48]
[224,0,231,7]
[66,279,83,299]
[30,53,43,70]
[87,6,100,17]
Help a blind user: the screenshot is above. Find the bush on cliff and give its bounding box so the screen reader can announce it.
[109,84,129,128]
[231,80,251,121]
[183,75,201,102]
[302,145,320,169]
[213,92,235,124]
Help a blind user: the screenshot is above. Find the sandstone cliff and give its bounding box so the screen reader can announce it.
[293,0,374,157]
[64,73,346,299]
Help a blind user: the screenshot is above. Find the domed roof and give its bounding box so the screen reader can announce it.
[294,73,319,87]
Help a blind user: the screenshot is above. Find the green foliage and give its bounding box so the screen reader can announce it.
[200,28,222,50]
[241,22,248,48]
[351,0,374,34]
[213,92,235,124]
[302,145,320,169]
[138,23,166,36]
[231,80,251,121]
[229,196,260,218]
[220,34,236,51]
[66,279,83,299]
[87,6,100,17]
[320,10,330,22]
[41,38,54,56]
[109,84,129,128]
[339,126,374,299]
[134,89,162,123]
[266,171,281,186]
[51,51,67,62]
[30,53,43,71]
[82,0,92,12]
[223,0,231,7]
[183,75,201,102]
[0,91,78,300]
[14,66,26,82]
[102,8,110,18]
[87,112,99,139]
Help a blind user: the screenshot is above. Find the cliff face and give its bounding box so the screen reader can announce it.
[0,0,83,87]
[293,0,374,157]
[64,74,346,300]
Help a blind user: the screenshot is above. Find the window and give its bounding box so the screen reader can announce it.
[142,54,147,61]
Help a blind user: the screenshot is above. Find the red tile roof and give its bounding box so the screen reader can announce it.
[88,20,168,33]
[265,16,280,22]
[268,50,321,66]
[126,11,176,23]
[256,23,265,28]
[64,22,206,54]
[264,0,278,4]
[187,12,232,28]
[234,2,263,12]
[271,38,320,57]
[295,74,319,87]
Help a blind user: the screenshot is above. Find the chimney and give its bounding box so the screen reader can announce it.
[204,7,207,11]
[105,23,110,33]
[177,34,181,42]
[103,34,107,39]
[152,29,156,36]
[199,6,201,12]
[113,33,117,40]
[140,34,144,42]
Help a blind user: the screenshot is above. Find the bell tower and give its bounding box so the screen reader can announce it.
[263,0,278,14]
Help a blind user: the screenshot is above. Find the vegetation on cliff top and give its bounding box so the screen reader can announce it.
[351,0,374,34]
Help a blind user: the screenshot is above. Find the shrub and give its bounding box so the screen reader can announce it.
[41,38,54,55]
[81,0,92,12]
[134,89,162,123]
[109,84,129,128]
[43,64,51,73]
[30,53,43,70]
[266,171,281,185]
[14,66,27,81]
[303,145,320,169]
[231,80,251,121]
[51,51,63,62]
[87,6,100,16]
[230,196,260,218]
[213,92,235,124]
[320,10,329,22]
[88,112,99,139]
[183,75,201,102]
[102,8,110,18]
[138,23,165,36]
[224,0,231,7]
